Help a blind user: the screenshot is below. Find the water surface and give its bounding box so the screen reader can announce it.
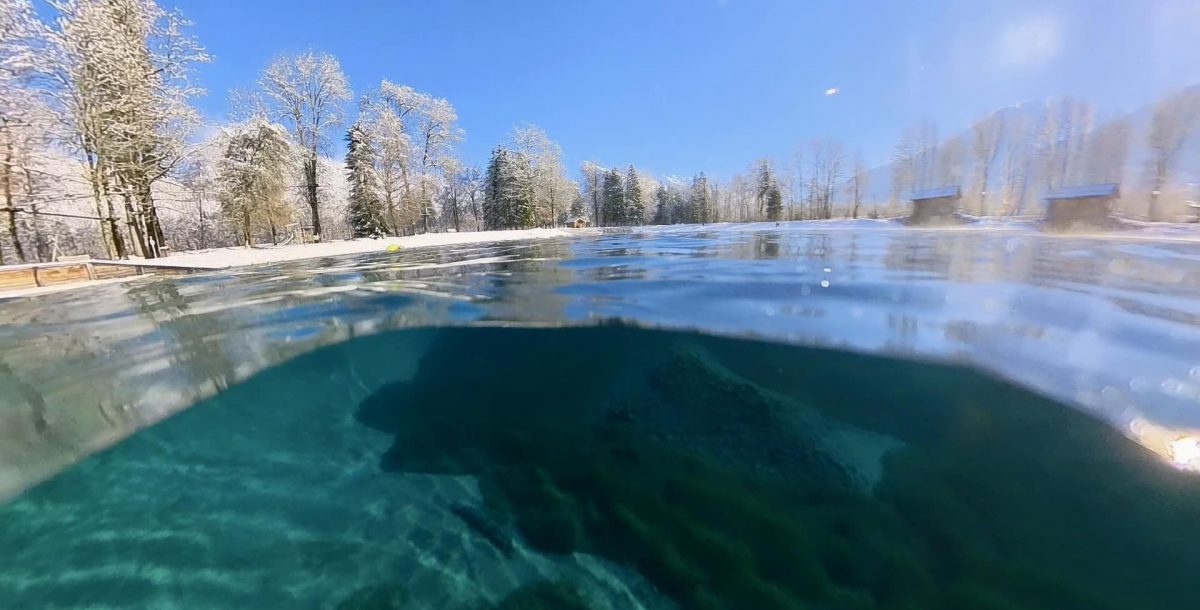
[2,222,1200,608]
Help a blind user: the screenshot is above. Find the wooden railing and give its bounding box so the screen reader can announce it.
[0,259,216,293]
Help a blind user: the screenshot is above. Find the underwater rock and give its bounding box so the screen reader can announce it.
[627,344,902,490]
[354,328,912,610]
[354,326,1200,610]
[357,326,898,492]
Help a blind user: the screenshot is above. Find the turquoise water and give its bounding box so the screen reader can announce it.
[2,222,1200,609]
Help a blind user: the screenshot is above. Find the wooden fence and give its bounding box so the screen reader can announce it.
[0,259,213,293]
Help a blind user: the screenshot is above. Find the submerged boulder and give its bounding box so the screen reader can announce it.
[356,327,897,491]
[629,344,901,490]
[355,327,910,610]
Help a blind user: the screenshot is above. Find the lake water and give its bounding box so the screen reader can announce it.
[1,221,1199,609]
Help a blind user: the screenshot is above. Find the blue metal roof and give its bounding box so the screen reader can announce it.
[1044,183,1120,200]
[911,186,961,201]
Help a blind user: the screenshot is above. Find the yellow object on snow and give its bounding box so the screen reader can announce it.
[385,244,401,252]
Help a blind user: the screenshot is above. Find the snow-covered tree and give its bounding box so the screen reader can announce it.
[483,146,533,230]
[258,51,350,241]
[42,0,209,259]
[890,129,917,206]
[971,111,1003,214]
[413,94,460,233]
[755,158,774,218]
[0,0,48,263]
[601,168,624,226]
[569,191,587,222]
[358,96,410,233]
[579,160,605,226]
[1146,88,1200,220]
[1000,109,1034,214]
[635,169,659,224]
[452,164,484,231]
[652,185,670,225]
[360,81,463,234]
[808,138,844,219]
[936,135,966,188]
[660,177,688,224]
[382,81,461,233]
[215,118,293,247]
[849,154,869,219]
[688,173,709,224]
[166,147,222,250]
[1082,117,1131,186]
[313,154,352,240]
[344,123,386,238]
[511,123,573,226]
[765,183,783,221]
[624,165,644,226]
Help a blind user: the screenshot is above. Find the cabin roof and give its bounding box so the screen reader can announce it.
[1044,183,1120,200]
[911,186,961,201]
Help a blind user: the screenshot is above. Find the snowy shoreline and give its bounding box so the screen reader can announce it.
[126,227,579,269]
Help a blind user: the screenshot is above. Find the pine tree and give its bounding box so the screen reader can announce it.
[345,123,388,237]
[670,187,687,224]
[601,169,624,226]
[624,165,645,225]
[756,158,774,217]
[688,173,709,224]
[766,183,784,221]
[483,146,535,229]
[483,146,509,229]
[511,151,537,228]
[653,185,670,225]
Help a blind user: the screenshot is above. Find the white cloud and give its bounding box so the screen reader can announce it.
[993,12,1064,69]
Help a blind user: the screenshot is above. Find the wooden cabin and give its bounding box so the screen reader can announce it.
[569,217,590,228]
[1043,183,1119,231]
[907,186,962,226]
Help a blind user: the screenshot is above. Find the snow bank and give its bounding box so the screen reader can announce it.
[139,228,577,269]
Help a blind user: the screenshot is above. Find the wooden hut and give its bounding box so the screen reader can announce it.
[569,217,590,228]
[1043,183,1119,231]
[907,186,962,226]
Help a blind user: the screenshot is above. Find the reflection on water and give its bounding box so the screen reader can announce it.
[1,326,1198,610]
[2,223,1200,500]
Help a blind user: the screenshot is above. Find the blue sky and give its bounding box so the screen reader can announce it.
[167,0,1199,178]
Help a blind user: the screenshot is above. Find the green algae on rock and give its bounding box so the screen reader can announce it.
[357,326,1200,610]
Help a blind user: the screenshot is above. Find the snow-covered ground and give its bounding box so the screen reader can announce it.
[135,228,578,269]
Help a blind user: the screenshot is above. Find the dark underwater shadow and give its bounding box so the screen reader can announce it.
[356,325,1200,610]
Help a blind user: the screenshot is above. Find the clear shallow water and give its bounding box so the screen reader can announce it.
[2,222,1200,608]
